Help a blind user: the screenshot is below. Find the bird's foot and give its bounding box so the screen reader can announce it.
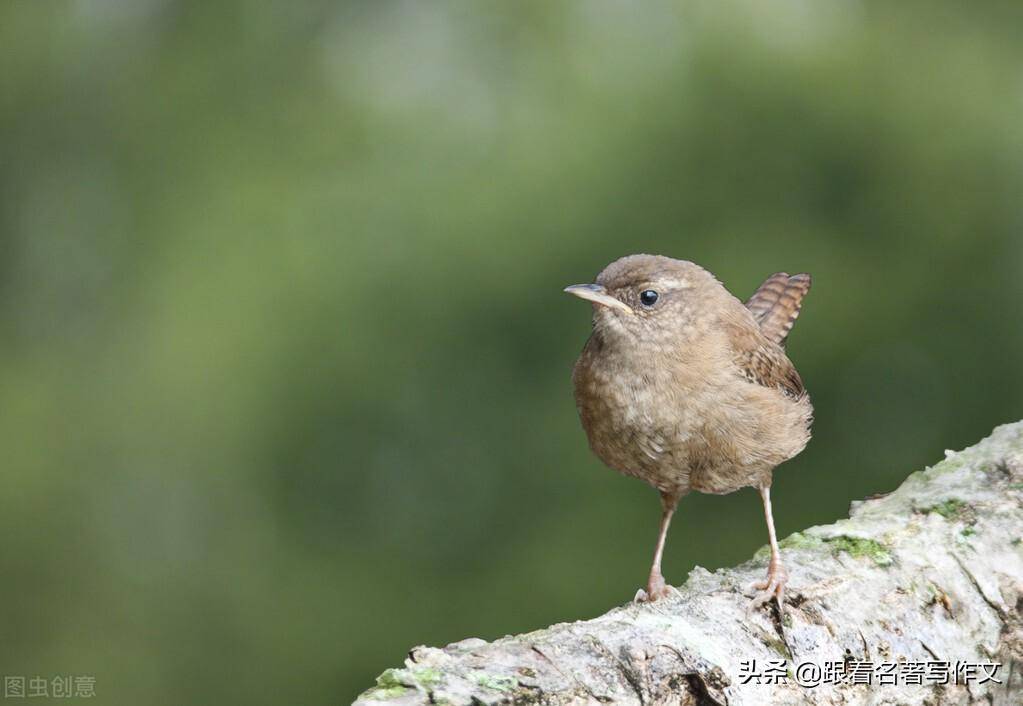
[747,562,788,613]
[633,574,681,603]
[634,585,681,602]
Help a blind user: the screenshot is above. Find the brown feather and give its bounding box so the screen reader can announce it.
[727,322,806,400]
[745,272,812,347]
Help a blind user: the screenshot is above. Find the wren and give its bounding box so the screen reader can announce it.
[565,254,812,608]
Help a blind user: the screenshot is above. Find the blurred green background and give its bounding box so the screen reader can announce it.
[2,1,1022,703]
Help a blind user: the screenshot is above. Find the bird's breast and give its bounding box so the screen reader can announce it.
[572,342,708,492]
[572,336,810,495]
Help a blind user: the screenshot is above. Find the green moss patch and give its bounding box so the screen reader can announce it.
[824,536,893,566]
[779,532,826,551]
[754,532,825,561]
[360,669,412,700]
[921,499,968,520]
[412,667,442,687]
[472,672,516,692]
[364,686,408,700]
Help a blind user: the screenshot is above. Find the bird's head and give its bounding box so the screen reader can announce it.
[564,254,724,346]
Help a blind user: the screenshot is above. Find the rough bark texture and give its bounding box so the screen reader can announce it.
[354,422,1023,705]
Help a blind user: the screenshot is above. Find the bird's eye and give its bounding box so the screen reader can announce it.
[640,290,659,307]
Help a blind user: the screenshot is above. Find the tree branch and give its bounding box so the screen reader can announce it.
[355,422,1023,705]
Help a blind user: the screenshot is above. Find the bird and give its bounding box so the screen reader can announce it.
[564,254,812,609]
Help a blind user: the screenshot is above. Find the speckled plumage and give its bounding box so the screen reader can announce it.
[572,255,812,497]
[566,254,813,604]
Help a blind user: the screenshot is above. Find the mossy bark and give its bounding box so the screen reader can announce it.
[355,422,1023,705]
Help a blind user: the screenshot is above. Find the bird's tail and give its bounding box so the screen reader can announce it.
[744,272,812,347]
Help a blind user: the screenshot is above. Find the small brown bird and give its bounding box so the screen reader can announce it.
[565,254,812,608]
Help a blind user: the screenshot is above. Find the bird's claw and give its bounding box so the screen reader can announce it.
[633,580,681,603]
[747,563,788,614]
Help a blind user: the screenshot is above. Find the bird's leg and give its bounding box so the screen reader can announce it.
[749,484,788,611]
[634,491,681,602]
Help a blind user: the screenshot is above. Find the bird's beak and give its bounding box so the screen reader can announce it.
[563,283,633,314]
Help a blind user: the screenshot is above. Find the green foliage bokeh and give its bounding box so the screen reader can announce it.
[1,2,1022,703]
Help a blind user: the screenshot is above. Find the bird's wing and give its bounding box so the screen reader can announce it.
[744,272,811,347]
[727,322,806,400]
